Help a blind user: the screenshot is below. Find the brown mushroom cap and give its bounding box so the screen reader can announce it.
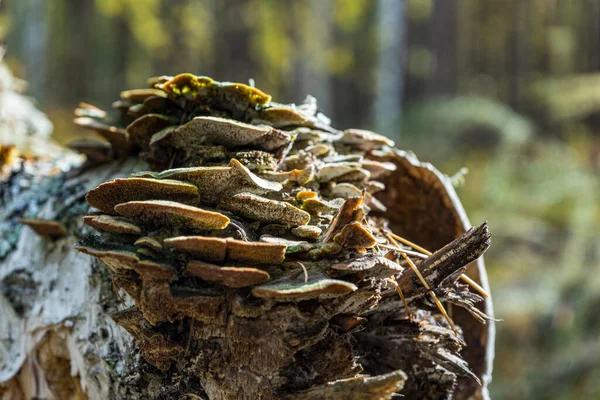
[158,73,271,111]
[316,163,371,183]
[73,117,128,148]
[186,260,270,288]
[164,236,228,262]
[74,102,106,119]
[226,239,287,264]
[83,215,142,235]
[291,225,322,240]
[114,200,230,230]
[330,183,362,199]
[252,105,311,129]
[340,128,395,150]
[126,114,174,149]
[251,277,357,302]
[219,193,311,227]
[135,260,177,281]
[86,177,201,215]
[321,196,365,243]
[134,236,163,252]
[333,221,378,249]
[150,116,291,152]
[77,246,176,281]
[135,159,281,206]
[120,88,167,102]
[361,160,397,180]
[301,198,343,214]
[19,219,67,239]
[76,246,139,272]
[260,235,312,254]
[296,191,318,202]
[261,168,314,185]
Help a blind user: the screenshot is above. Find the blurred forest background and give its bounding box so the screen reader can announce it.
[1,0,600,399]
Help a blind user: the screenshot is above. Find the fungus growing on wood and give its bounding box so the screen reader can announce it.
[19,219,67,239]
[83,215,142,235]
[186,260,270,288]
[71,73,494,400]
[114,200,230,230]
[251,276,358,302]
[86,177,200,215]
[219,193,311,226]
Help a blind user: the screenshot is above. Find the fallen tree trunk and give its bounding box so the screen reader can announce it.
[0,73,494,400]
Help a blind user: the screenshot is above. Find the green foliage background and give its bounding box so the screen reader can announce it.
[2,0,600,398]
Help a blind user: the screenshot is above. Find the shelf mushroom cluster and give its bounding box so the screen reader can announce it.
[74,74,491,399]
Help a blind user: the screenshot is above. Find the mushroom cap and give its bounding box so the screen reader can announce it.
[134,236,163,252]
[115,200,230,230]
[261,168,314,185]
[260,235,312,254]
[186,260,270,288]
[255,106,307,126]
[86,177,201,215]
[219,193,310,227]
[317,163,371,183]
[77,246,177,281]
[83,215,142,235]
[74,102,106,119]
[150,116,291,152]
[226,239,287,264]
[158,73,271,114]
[340,128,395,150]
[126,114,173,149]
[330,183,362,199]
[301,198,343,214]
[120,88,167,102]
[333,221,378,249]
[134,159,281,206]
[321,196,365,243]
[164,236,228,262]
[73,117,128,148]
[19,219,67,239]
[291,225,322,240]
[251,276,357,302]
[296,191,318,202]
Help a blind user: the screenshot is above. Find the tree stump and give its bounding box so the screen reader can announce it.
[0,73,494,400]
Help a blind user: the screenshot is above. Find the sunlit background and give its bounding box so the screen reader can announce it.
[2,1,600,398]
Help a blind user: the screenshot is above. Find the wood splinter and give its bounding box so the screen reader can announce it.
[401,252,458,335]
[386,231,490,299]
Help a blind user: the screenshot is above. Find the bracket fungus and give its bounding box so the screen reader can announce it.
[86,177,201,215]
[18,218,67,239]
[71,73,495,400]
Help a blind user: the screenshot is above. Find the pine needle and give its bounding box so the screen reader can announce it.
[400,252,458,335]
